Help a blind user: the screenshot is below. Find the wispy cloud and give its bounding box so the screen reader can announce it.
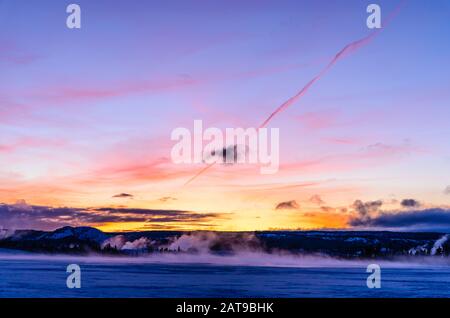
[308,194,324,205]
[0,136,66,154]
[0,42,40,65]
[0,201,226,231]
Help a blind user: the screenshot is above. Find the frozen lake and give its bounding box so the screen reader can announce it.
[0,250,449,297]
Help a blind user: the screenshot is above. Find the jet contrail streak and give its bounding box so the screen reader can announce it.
[183,162,216,186]
[258,30,380,129]
[183,32,378,186]
[183,2,405,186]
[258,0,406,129]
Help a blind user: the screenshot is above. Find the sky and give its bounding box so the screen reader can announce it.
[1,0,450,232]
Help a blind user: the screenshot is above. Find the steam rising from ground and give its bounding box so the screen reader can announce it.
[0,248,448,268]
[431,235,448,256]
[101,235,154,251]
[1,231,449,268]
[165,232,261,253]
[101,231,262,253]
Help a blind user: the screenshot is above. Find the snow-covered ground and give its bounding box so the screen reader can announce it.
[0,250,449,298]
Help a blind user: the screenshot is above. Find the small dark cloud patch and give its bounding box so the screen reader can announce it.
[349,208,450,232]
[308,195,324,205]
[159,196,177,202]
[320,206,334,212]
[112,193,134,199]
[206,144,249,165]
[350,200,383,225]
[401,199,420,208]
[275,200,299,210]
[352,200,382,217]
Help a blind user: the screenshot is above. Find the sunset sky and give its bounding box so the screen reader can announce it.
[1,0,450,232]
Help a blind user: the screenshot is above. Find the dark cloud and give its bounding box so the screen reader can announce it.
[207,144,249,165]
[349,200,383,225]
[349,208,450,232]
[401,198,420,208]
[0,202,225,231]
[0,202,103,230]
[93,207,223,223]
[275,200,299,210]
[352,200,382,217]
[112,193,134,199]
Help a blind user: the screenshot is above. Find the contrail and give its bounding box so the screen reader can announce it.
[258,29,380,129]
[184,162,216,186]
[184,2,405,186]
[259,0,406,128]
[183,31,378,186]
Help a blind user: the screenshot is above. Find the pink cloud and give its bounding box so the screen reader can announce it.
[0,42,40,65]
[29,76,201,104]
[0,136,67,154]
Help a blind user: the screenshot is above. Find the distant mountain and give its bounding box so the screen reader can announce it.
[0,226,111,254]
[5,226,109,242]
[0,226,448,258]
[40,226,109,243]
